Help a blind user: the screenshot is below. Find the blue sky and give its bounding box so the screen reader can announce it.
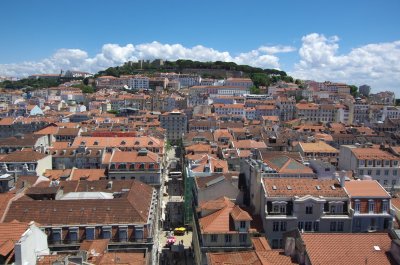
[0,0,399,93]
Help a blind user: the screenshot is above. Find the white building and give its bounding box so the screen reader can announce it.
[338,145,400,188]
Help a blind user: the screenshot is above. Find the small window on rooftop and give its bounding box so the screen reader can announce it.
[287,185,292,190]
[121,140,126,145]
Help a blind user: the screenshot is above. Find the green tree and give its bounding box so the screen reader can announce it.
[250,73,270,87]
[250,85,260,94]
[349,85,358,97]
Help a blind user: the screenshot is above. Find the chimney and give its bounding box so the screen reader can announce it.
[284,237,296,257]
[107,181,113,190]
[339,170,346,187]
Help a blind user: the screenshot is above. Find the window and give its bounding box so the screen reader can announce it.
[394,161,398,166]
[110,164,116,170]
[273,222,279,231]
[393,179,397,186]
[384,170,389,176]
[52,228,62,243]
[280,222,287,231]
[337,221,344,231]
[359,169,364,175]
[384,180,388,186]
[273,205,279,213]
[272,239,279,249]
[368,200,375,213]
[119,226,128,242]
[355,200,360,213]
[306,206,313,214]
[376,169,381,176]
[305,222,312,231]
[239,234,247,243]
[135,226,143,240]
[119,164,126,170]
[211,234,218,242]
[102,226,111,239]
[225,234,232,243]
[240,221,246,229]
[86,227,95,240]
[382,200,389,213]
[313,221,319,232]
[368,160,373,166]
[367,170,372,175]
[69,227,78,243]
[330,222,337,231]
[330,205,336,214]
[298,221,304,230]
[279,205,286,214]
[385,160,390,166]
[394,170,398,176]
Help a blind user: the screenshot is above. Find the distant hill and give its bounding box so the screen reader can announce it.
[96,59,294,90]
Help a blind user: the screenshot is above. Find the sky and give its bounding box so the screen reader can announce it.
[0,0,399,94]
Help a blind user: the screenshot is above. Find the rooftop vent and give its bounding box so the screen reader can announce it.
[272,185,277,190]
[331,185,336,190]
[287,185,292,190]
[373,246,381,251]
[316,185,321,190]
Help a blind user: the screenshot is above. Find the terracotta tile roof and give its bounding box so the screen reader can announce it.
[98,252,148,265]
[71,136,163,150]
[232,140,267,149]
[199,197,251,234]
[207,250,296,265]
[298,141,338,153]
[230,205,252,221]
[351,147,399,160]
[4,180,154,225]
[44,169,72,180]
[0,150,48,162]
[252,237,271,251]
[198,196,234,212]
[263,178,348,198]
[0,134,43,147]
[344,180,390,198]
[263,155,313,174]
[0,118,14,126]
[80,239,109,263]
[54,128,80,136]
[301,233,394,265]
[70,169,107,181]
[110,149,159,163]
[0,221,30,257]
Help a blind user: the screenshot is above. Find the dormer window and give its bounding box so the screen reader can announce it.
[148,141,153,145]
[93,141,99,146]
[240,221,246,229]
[80,141,86,146]
[121,140,126,145]
[130,163,135,170]
[135,141,140,145]
[110,164,116,170]
[119,164,126,170]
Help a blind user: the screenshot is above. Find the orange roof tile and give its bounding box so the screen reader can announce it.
[344,180,390,198]
[301,233,393,265]
[263,178,347,198]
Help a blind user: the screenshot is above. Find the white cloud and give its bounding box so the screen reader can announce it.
[291,33,400,94]
[258,45,296,54]
[0,41,295,78]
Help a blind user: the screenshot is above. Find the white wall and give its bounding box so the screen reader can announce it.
[15,223,49,265]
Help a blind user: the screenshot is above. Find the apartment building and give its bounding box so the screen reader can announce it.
[344,180,392,232]
[4,180,158,254]
[261,178,351,248]
[224,78,253,88]
[295,141,339,163]
[338,145,400,188]
[192,197,253,265]
[106,148,161,186]
[160,110,187,141]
